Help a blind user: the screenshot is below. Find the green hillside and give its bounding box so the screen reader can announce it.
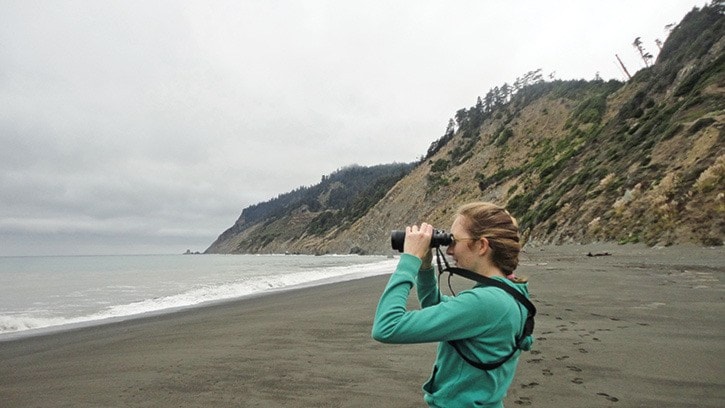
[208,2,724,254]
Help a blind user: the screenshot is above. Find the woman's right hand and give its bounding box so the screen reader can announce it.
[404,223,433,265]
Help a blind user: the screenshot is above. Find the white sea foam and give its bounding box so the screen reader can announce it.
[0,315,76,333]
[0,256,396,338]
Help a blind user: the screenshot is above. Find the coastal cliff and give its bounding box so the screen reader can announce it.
[207,3,724,255]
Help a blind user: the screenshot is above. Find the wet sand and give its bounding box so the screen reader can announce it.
[1,244,723,407]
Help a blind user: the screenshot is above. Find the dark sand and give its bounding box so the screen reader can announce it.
[1,244,723,407]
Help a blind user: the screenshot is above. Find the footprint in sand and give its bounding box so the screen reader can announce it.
[567,365,582,372]
[555,355,569,361]
[514,396,532,405]
[530,350,542,355]
[521,382,539,389]
[527,358,543,364]
[597,392,620,402]
[542,369,553,376]
[571,377,584,384]
[578,348,589,354]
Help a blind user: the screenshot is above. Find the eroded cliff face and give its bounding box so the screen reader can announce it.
[208,5,724,255]
[328,86,723,255]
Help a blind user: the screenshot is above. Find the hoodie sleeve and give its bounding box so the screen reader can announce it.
[416,262,442,308]
[372,254,511,344]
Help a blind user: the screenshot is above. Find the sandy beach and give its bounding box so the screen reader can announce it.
[1,244,723,407]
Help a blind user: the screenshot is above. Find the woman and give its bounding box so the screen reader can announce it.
[372,202,533,408]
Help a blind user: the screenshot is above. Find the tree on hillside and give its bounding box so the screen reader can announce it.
[484,91,495,113]
[455,107,469,128]
[425,119,456,159]
[712,0,724,13]
[446,118,455,136]
[522,69,544,85]
[632,37,653,67]
[501,83,512,103]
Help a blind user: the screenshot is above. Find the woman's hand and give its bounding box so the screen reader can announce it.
[404,223,433,266]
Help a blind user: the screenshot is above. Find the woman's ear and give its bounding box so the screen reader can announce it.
[478,237,490,256]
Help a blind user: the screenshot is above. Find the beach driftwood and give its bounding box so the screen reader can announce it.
[587,251,612,257]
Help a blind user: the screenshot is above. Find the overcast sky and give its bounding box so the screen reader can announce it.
[0,0,703,256]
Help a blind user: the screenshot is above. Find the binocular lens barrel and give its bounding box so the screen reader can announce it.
[390,229,452,252]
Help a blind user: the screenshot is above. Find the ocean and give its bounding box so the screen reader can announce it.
[0,253,396,340]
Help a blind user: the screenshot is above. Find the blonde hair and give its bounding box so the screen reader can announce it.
[456,202,525,280]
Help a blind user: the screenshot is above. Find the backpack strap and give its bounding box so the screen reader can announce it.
[446,266,536,317]
[449,338,520,370]
[441,263,536,371]
[434,247,536,318]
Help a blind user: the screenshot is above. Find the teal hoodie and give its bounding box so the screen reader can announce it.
[372,254,533,408]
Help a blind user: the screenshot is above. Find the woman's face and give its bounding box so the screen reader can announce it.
[446,215,480,270]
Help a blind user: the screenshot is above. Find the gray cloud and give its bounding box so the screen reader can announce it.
[0,0,699,255]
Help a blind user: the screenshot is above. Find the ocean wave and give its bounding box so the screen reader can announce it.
[0,258,396,336]
[0,315,76,333]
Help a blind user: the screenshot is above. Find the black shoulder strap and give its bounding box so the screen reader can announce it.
[439,259,536,370]
[449,339,519,371]
[434,248,536,318]
[446,267,536,317]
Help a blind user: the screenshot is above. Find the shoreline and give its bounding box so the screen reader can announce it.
[0,257,397,342]
[1,244,723,407]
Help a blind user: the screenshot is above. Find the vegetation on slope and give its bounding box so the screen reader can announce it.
[205,163,414,254]
[208,2,724,254]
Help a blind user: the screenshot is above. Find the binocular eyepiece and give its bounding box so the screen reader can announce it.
[390,229,453,252]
